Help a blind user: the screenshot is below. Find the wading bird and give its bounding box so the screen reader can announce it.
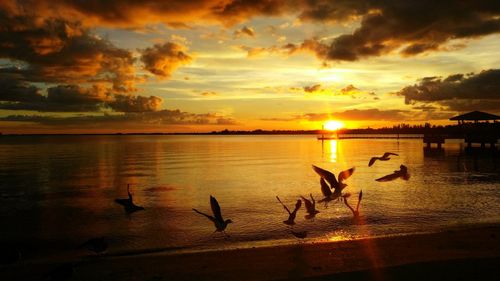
[301,193,320,219]
[375,164,410,182]
[313,165,355,205]
[343,190,363,218]
[276,196,301,226]
[193,195,233,234]
[79,237,108,254]
[115,184,144,214]
[368,152,399,167]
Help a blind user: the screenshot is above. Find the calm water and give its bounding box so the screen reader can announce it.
[0,135,499,260]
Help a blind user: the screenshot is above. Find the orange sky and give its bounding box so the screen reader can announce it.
[1,1,499,133]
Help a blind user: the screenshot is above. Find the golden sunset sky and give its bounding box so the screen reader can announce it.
[1,0,499,133]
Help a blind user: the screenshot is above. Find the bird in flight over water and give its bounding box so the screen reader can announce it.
[193,195,233,235]
[114,184,145,214]
[343,190,363,219]
[368,152,399,167]
[301,193,320,219]
[375,164,410,182]
[276,196,302,226]
[313,165,355,204]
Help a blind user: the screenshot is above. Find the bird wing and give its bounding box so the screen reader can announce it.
[210,196,224,221]
[276,196,291,214]
[356,190,363,211]
[114,198,130,206]
[375,172,400,182]
[300,196,313,213]
[292,199,302,214]
[192,208,216,222]
[338,167,355,183]
[320,178,332,197]
[312,165,339,187]
[368,157,379,167]
[383,152,398,158]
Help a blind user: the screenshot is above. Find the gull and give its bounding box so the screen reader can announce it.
[79,237,108,254]
[368,152,399,167]
[193,195,233,234]
[375,164,410,182]
[301,193,320,219]
[313,165,355,205]
[276,196,301,226]
[343,190,363,218]
[115,184,144,214]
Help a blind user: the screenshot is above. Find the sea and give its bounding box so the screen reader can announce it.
[0,135,498,261]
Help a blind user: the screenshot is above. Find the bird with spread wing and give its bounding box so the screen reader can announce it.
[276,196,302,226]
[193,195,233,234]
[375,164,410,182]
[312,165,355,205]
[368,152,399,167]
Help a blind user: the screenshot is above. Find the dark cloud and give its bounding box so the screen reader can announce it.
[233,26,255,38]
[303,84,322,93]
[398,69,500,112]
[140,42,192,79]
[0,12,137,92]
[340,84,359,94]
[0,109,237,126]
[0,80,163,113]
[109,95,162,112]
[201,91,218,97]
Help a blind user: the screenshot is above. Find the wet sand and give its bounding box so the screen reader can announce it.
[1,224,499,281]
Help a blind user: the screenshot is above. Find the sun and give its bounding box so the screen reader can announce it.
[324,120,344,131]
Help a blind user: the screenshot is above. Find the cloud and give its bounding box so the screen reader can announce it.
[0,78,163,113]
[140,42,192,79]
[303,84,322,93]
[108,95,162,112]
[398,69,500,112]
[201,91,218,97]
[262,108,453,122]
[233,26,255,38]
[0,109,238,126]
[0,13,138,92]
[340,84,359,94]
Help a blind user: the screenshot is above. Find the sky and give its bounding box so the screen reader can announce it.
[1,0,499,133]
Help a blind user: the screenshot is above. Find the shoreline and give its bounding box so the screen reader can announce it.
[2,223,499,280]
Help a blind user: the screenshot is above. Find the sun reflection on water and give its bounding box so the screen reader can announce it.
[329,140,338,163]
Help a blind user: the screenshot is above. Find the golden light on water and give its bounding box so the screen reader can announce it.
[324,120,344,131]
[329,140,338,163]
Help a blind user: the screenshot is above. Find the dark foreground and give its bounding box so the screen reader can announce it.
[1,224,499,281]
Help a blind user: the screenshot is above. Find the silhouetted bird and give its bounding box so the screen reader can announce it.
[313,165,355,204]
[276,196,302,226]
[301,193,319,219]
[43,263,74,281]
[291,230,308,239]
[115,184,144,213]
[375,164,410,182]
[343,190,363,218]
[79,237,108,254]
[368,152,399,167]
[193,195,233,234]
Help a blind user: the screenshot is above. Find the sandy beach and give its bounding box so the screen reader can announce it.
[2,224,499,281]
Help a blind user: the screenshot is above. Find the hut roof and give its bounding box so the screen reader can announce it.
[449,111,500,121]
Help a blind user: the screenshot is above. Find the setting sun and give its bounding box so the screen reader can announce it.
[324,120,344,131]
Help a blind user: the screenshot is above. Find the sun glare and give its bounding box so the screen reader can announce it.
[324,120,344,131]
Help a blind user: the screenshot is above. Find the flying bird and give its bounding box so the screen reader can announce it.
[193,195,233,234]
[368,152,399,167]
[301,193,320,219]
[313,165,355,204]
[79,237,108,254]
[343,190,363,218]
[375,164,410,182]
[276,196,302,226]
[115,184,144,214]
